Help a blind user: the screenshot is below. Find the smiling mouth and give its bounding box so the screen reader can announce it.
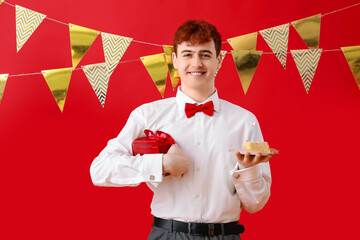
[188,71,205,76]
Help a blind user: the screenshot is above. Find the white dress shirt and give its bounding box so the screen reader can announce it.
[90,88,271,223]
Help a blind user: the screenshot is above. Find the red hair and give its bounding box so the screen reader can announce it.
[173,20,222,57]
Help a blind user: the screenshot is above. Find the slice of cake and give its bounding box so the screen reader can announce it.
[243,140,271,153]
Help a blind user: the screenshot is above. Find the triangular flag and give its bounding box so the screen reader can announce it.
[163,45,180,90]
[0,0,4,6]
[16,5,46,52]
[259,23,289,69]
[342,46,360,89]
[41,68,73,112]
[231,50,263,94]
[141,53,168,97]
[101,32,132,76]
[227,32,257,51]
[291,49,322,93]
[69,24,100,69]
[0,74,9,104]
[82,63,110,107]
[291,14,321,49]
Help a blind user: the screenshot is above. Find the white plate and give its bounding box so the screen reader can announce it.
[229,148,278,156]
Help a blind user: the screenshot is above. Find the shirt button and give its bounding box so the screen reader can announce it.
[149,175,155,180]
[196,168,200,172]
[197,141,201,145]
[195,194,200,198]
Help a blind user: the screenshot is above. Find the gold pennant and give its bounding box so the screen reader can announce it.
[141,53,168,97]
[0,74,9,104]
[291,14,321,49]
[69,24,100,69]
[259,24,289,69]
[16,5,46,52]
[163,45,180,90]
[231,50,262,94]
[42,68,73,112]
[291,49,322,93]
[342,46,360,89]
[227,32,257,51]
[0,0,4,5]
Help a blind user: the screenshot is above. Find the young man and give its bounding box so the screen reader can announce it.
[90,20,272,240]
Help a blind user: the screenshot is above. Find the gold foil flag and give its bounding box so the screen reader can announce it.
[0,74,9,104]
[42,68,73,112]
[227,32,257,51]
[101,32,132,76]
[16,5,46,52]
[231,50,263,94]
[82,63,109,107]
[291,49,322,93]
[69,24,100,69]
[342,46,360,89]
[291,14,321,49]
[0,1,4,6]
[163,45,180,90]
[259,23,289,69]
[141,53,168,97]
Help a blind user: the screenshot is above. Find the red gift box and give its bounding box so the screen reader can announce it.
[132,129,175,156]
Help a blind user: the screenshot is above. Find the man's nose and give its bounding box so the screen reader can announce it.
[191,56,203,67]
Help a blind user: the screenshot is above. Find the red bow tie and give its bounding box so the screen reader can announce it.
[185,101,214,118]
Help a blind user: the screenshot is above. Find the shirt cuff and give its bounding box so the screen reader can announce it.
[230,162,261,182]
[142,154,163,186]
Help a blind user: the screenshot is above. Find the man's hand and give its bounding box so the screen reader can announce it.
[235,152,273,170]
[162,144,190,177]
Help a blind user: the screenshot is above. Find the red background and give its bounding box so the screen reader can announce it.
[1,0,359,239]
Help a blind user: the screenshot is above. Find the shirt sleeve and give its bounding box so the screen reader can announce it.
[229,116,272,214]
[89,107,163,188]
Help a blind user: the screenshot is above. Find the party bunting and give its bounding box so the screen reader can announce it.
[291,49,322,93]
[231,50,263,94]
[291,14,321,49]
[141,53,168,97]
[163,45,180,90]
[15,5,46,52]
[82,63,109,107]
[227,32,258,51]
[259,23,289,69]
[41,68,73,112]
[0,74,9,104]
[69,24,100,69]
[342,46,360,89]
[101,32,132,76]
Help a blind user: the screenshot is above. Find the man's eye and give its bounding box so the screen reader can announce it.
[183,54,191,57]
[202,54,210,58]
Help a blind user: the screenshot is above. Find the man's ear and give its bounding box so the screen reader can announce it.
[172,52,178,69]
[216,53,223,70]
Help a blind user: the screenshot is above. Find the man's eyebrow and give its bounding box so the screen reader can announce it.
[201,50,213,54]
[180,50,194,53]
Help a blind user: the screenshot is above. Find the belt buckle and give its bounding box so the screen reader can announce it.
[188,222,191,235]
[208,223,215,236]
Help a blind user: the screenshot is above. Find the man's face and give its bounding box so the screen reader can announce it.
[172,41,221,92]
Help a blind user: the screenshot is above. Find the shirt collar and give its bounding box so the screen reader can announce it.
[176,87,220,113]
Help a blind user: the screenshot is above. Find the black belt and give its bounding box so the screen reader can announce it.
[153,217,245,236]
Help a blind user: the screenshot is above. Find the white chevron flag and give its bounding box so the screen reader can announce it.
[82,63,110,107]
[16,5,46,52]
[101,32,132,76]
[291,49,322,93]
[259,23,289,69]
